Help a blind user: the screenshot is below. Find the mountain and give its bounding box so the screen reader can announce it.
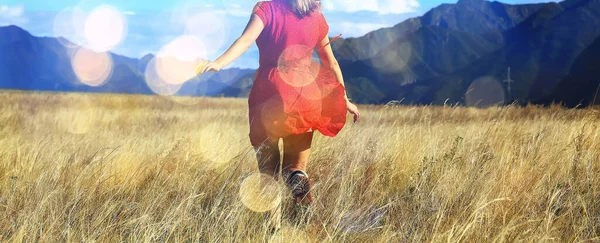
[331,0,545,63]
[546,36,600,106]
[334,0,600,106]
[2,0,599,107]
[0,25,256,97]
[410,0,600,105]
[332,0,546,104]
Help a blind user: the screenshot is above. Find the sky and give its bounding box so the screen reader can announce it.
[1,0,554,68]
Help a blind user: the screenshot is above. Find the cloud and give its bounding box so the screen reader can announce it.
[323,0,420,14]
[123,11,136,16]
[0,5,27,25]
[1,5,24,17]
[336,21,388,37]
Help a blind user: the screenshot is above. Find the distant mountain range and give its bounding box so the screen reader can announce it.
[0,25,255,97]
[334,0,600,106]
[1,0,599,107]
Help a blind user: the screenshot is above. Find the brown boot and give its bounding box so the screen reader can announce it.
[287,170,313,224]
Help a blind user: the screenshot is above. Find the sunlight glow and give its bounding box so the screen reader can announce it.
[53,7,87,48]
[369,41,412,73]
[277,45,320,88]
[259,96,286,136]
[155,35,207,85]
[84,5,128,52]
[239,173,283,213]
[71,48,113,87]
[56,95,97,134]
[144,57,184,95]
[465,76,506,107]
[195,122,239,169]
[169,81,206,106]
[185,11,228,56]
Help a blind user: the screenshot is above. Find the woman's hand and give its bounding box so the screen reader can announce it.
[346,100,360,123]
[195,60,223,75]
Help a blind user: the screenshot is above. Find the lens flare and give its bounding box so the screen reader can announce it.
[369,41,412,73]
[71,48,113,87]
[278,45,320,88]
[144,57,184,96]
[84,5,127,52]
[465,76,506,107]
[53,7,87,48]
[156,36,207,85]
[194,122,241,170]
[239,173,283,213]
[56,95,98,134]
[259,96,286,136]
[185,11,228,56]
[169,79,206,106]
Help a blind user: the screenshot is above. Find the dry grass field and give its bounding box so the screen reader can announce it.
[0,91,599,242]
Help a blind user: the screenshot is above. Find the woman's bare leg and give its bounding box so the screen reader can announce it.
[282,132,314,225]
[253,139,283,231]
[254,139,281,180]
[281,132,314,181]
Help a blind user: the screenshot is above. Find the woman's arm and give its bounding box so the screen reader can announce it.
[197,14,264,73]
[317,36,361,122]
[317,36,347,101]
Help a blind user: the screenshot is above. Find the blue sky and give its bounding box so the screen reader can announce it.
[1,0,554,68]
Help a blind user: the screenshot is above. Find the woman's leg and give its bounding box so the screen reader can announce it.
[254,139,281,179]
[281,131,314,178]
[282,132,314,224]
[253,139,282,232]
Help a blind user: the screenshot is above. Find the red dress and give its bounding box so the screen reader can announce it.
[249,0,347,147]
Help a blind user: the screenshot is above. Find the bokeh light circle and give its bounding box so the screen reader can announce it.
[53,7,87,48]
[56,95,98,134]
[299,65,342,101]
[278,45,320,88]
[216,69,255,90]
[333,13,386,60]
[195,122,240,170]
[465,76,506,107]
[84,5,128,52]
[185,11,228,56]
[168,79,206,106]
[71,48,113,87]
[144,57,184,96]
[259,96,286,137]
[239,173,283,213]
[156,35,207,85]
[369,41,412,73]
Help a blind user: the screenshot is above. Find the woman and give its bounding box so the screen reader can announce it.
[197,0,360,221]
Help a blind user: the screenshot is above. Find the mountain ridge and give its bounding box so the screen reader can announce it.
[2,0,599,107]
[333,0,600,106]
[0,25,256,97]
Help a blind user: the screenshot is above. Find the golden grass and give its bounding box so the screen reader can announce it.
[0,90,599,242]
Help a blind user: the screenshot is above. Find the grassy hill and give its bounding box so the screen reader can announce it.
[1,91,598,242]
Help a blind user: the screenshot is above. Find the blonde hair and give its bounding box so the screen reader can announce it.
[288,0,321,17]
